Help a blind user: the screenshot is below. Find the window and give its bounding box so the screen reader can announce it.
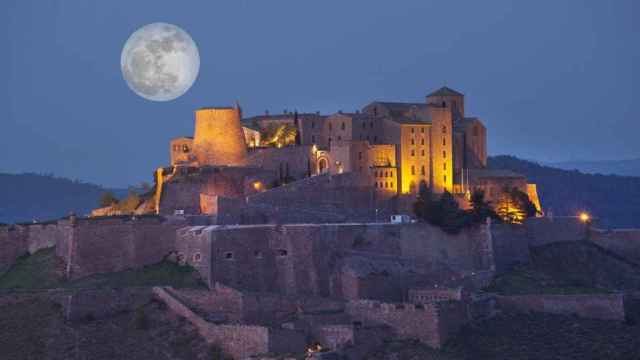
[277,249,288,257]
[362,122,366,129]
[411,128,415,134]
[443,163,447,170]
[411,139,415,145]
[444,175,447,183]
[311,121,315,129]
[359,152,363,160]
[411,166,415,175]
[193,253,202,262]
[411,150,415,156]
[370,122,373,128]
[390,182,393,188]
[421,166,425,175]
[374,182,378,188]
[385,182,388,188]
[254,250,263,259]
[473,125,479,136]
[421,149,425,156]
[421,138,425,145]
[443,138,446,146]
[421,128,425,133]
[373,136,378,142]
[182,145,190,153]
[443,151,446,158]
[311,135,315,143]
[338,136,342,141]
[385,171,388,177]
[224,252,234,260]
[442,126,447,134]
[341,122,346,131]
[329,123,332,131]
[390,171,393,177]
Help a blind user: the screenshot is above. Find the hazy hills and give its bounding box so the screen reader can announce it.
[548,159,640,177]
[489,156,640,229]
[0,173,126,224]
[1,156,640,228]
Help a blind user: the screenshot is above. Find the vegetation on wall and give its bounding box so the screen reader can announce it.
[260,123,298,148]
[495,187,539,224]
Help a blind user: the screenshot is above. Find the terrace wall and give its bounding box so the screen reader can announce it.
[496,294,625,321]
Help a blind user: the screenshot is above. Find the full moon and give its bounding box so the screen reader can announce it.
[121,23,200,102]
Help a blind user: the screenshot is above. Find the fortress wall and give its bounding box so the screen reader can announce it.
[152,286,306,359]
[0,226,27,275]
[525,217,588,246]
[169,285,244,322]
[13,223,60,254]
[64,217,178,280]
[345,299,466,348]
[177,222,492,298]
[176,226,214,287]
[490,218,589,273]
[246,145,315,181]
[496,294,625,321]
[590,229,640,265]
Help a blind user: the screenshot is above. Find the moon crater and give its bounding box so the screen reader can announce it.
[121,23,199,102]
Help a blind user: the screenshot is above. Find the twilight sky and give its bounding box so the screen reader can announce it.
[2,0,638,188]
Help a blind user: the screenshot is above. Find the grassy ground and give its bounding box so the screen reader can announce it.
[0,247,205,290]
[483,264,611,295]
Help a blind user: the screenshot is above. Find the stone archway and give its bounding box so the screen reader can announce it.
[318,157,329,174]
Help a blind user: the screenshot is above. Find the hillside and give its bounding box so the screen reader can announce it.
[0,173,126,224]
[549,158,640,177]
[489,156,640,229]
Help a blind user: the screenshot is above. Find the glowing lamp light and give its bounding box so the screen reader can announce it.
[253,181,263,191]
[579,212,591,223]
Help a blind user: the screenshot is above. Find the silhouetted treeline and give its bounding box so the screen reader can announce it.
[489,156,640,229]
[0,173,126,224]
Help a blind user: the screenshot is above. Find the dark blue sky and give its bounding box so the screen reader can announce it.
[2,1,638,187]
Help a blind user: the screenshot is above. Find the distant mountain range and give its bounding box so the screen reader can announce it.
[0,173,126,224]
[547,159,640,177]
[1,157,639,228]
[490,156,640,229]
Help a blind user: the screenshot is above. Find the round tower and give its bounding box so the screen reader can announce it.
[193,105,248,167]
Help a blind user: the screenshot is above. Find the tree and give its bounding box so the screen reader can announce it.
[469,189,497,223]
[413,181,436,222]
[99,191,118,207]
[496,187,538,224]
[413,183,468,234]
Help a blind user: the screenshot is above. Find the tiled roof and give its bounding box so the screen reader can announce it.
[427,86,464,97]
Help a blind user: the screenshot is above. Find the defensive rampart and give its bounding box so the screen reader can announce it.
[345,299,467,348]
[590,228,640,265]
[152,286,306,359]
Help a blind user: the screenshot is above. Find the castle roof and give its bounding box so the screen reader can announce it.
[389,116,431,125]
[427,86,464,97]
[368,101,430,112]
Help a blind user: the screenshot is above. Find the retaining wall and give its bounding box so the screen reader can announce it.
[590,228,640,265]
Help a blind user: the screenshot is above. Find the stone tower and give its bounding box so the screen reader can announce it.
[193,105,248,167]
[426,86,465,120]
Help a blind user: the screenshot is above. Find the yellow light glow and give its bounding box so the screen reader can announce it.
[253,181,263,191]
[579,212,591,223]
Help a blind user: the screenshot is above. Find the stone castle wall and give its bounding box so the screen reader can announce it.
[0,226,26,275]
[496,294,626,321]
[345,299,467,348]
[176,222,494,297]
[59,216,184,280]
[153,286,306,359]
[0,222,66,276]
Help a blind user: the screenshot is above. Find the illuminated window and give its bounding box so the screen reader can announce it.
[182,145,190,153]
[411,166,415,175]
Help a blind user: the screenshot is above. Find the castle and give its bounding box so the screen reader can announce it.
[3,86,590,359]
[95,86,541,222]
